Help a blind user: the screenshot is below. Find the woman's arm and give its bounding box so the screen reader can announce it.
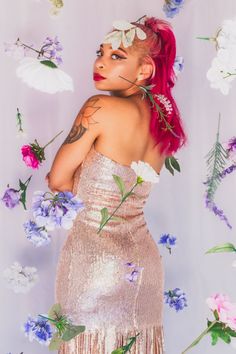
[48,94,108,192]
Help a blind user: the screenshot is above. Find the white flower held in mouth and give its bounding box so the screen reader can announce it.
[16,57,74,94]
[103,20,147,50]
[131,160,160,184]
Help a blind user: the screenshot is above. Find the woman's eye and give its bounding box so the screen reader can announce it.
[111,54,125,60]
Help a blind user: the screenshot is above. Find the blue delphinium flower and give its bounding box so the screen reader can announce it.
[23,315,53,345]
[205,195,232,230]
[1,188,20,209]
[23,220,51,247]
[174,56,184,76]
[164,288,187,311]
[42,36,63,66]
[32,191,84,231]
[158,233,177,254]
[163,0,185,18]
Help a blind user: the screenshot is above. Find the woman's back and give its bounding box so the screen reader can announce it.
[93,94,166,174]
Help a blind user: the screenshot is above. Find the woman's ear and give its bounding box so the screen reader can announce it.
[137,56,155,81]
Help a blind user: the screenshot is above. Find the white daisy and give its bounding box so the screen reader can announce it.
[131,160,160,184]
[16,57,73,94]
[103,20,146,50]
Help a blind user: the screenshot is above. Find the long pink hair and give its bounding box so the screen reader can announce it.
[133,17,187,156]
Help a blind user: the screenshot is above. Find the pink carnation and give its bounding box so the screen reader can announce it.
[21,145,40,169]
[206,293,236,330]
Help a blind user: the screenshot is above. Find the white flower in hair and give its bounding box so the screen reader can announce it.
[103,20,147,50]
[156,94,173,116]
[16,57,74,94]
[131,160,160,184]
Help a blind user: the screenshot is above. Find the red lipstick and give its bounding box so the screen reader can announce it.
[93,73,106,81]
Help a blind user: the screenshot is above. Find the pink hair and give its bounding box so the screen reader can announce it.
[133,17,187,156]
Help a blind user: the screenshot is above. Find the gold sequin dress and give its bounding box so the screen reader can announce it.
[55,145,165,354]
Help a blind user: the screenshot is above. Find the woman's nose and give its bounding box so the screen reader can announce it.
[96,59,105,69]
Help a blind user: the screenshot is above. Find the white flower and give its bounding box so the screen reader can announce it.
[3,262,38,293]
[4,41,28,60]
[206,55,235,95]
[16,57,74,94]
[103,20,146,50]
[217,18,236,50]
[131,160,160,183]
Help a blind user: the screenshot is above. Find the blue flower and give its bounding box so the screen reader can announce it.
[163,0,185,18]
[23,315,53,345]
[174,56,184,75]
[23,220,51,247]
[1,188,20,209]
[164,288,187,311]
[158,233,177,254]
[32,191,84,231]
[205,195,232,229]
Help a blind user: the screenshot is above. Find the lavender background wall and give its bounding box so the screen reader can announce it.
[1,0,236,353]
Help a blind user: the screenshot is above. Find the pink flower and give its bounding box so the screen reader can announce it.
[206,293,236,330]
[21,145,40,169]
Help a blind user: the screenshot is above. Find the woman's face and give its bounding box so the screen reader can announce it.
[93,42,142,96]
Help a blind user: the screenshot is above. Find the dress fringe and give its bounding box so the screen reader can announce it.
[58,325,165,354]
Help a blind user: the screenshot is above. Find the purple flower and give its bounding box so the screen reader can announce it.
[205,195,232,229]
[23,315,53,345]
[124,261,144,283]
[32,191,84,231]
[163,0,185,18]
[41,36,63,65]
[23,220,51,247]
[174,56,184,76]
[158,233,177,254]
[1,188,20,209]
[227,137,236,153]
[164,288,187,312]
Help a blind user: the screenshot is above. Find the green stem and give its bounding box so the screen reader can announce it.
[223,72,236,79]
[182,320,218,354]
[196,36,216,41]
[97,182,139,234]
[43,130,63,149]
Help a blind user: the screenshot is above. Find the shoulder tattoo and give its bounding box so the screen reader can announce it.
[62,97,102,144]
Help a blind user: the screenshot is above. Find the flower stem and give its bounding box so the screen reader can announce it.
[97,182,138,234]
[43,130,63,149]
[196,36,216,42]
[182,320,218,354]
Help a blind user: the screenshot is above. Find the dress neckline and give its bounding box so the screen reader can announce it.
[92,145,160,176]
[92,145,133,170]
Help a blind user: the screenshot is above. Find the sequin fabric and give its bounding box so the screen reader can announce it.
[55,145,165,354]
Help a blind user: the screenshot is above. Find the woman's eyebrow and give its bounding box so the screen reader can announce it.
[100,44,128,55]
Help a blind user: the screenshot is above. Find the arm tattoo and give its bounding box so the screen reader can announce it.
[62,97,102,145]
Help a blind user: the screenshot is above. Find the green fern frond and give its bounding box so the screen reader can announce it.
[205,114,228,201]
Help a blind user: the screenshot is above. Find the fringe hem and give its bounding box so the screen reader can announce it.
[58,325,165,354]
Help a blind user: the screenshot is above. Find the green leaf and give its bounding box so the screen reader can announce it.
[165,157,174,175]
[226,327,236,337]
[110,216,126,222]
[205,115,228,200]
[211,331,219,345]
[48,333,63,351]
[48,303,62,320]
[111,349,125,354]
[206,243,236,254]
[62,325,86,341]
[112,174,126,197]
[19,179,25,191]
[218,331,231,344]
[40,60,58,68]
[100,207,109,225]
[170,156,181,172]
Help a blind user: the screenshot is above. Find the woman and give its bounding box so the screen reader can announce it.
[48,16,186,354]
